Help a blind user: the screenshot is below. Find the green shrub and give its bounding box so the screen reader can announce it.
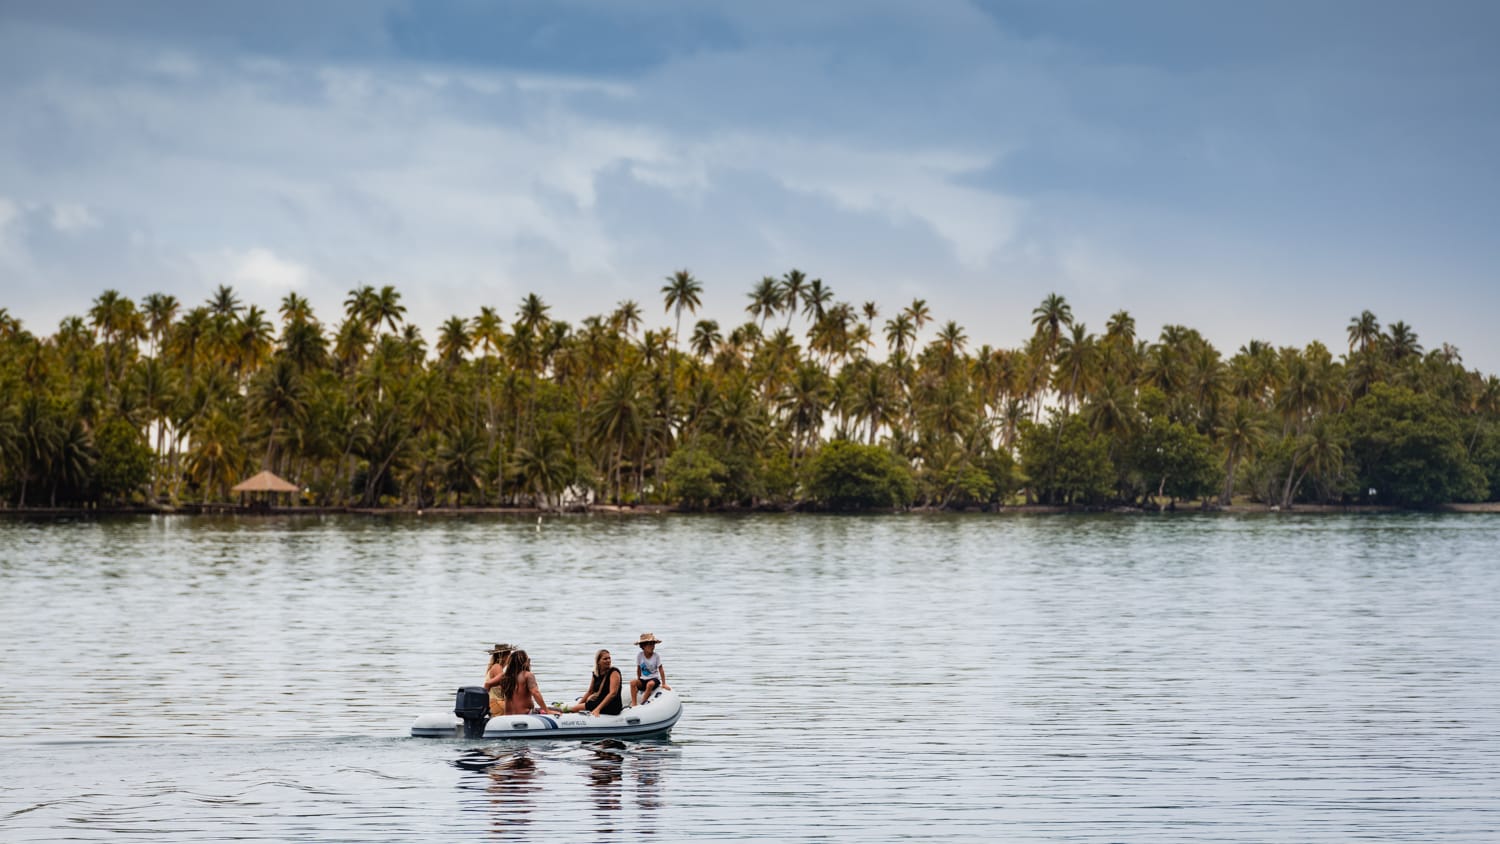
[803,440,914,511]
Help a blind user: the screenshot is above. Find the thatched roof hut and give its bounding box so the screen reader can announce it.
[231,470,300,507]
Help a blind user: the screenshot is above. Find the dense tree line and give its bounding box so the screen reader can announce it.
[1,276,1497,511]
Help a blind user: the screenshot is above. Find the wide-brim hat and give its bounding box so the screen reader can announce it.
[486,643,517,654]
[635,633,662,646]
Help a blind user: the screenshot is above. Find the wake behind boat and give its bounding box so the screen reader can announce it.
[411,686,683,740]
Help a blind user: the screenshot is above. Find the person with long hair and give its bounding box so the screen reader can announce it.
[482,644,514,716]
[560,649,623,716]
[497,649,551,715]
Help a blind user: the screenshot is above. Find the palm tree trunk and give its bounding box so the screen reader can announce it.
[1220,448,1240,506]
[1279,463,1300,509]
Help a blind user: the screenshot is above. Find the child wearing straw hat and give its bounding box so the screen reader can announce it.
[629,633,670,706]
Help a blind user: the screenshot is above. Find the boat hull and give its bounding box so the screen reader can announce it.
[411,689,682,739]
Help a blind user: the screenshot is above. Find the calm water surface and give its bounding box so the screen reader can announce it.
[1,513,1498,841]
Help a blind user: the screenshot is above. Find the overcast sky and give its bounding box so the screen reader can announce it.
[2,1,1498,372]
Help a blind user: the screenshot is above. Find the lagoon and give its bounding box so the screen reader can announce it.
[2,513,1498,841]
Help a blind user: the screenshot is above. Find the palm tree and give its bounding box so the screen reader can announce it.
[903,298,932,340]
[131,356,179,500]
[690,319,721,360]
[209,285,242,321]
[846,364,897,444]
[802,278,833,324]
[932,320,968,377]
[610,300,642,339]
[333,318,372,376]
[89,289,143,394]
[248,357,309,471]
[472,307,504,357]
[372,285,406,335]
[1052,323,1097,415]
[1347,310,1380,354]
[779,269,809,330]
[1384,321,1422,362]
[746,277,783,329]
[48,415,96,507]
[1183,341,1227,429]
[662,270,704,346]
[0,307,21,339]
[516,293,551,340]
[141,293,179,358]
[706,378,770,457]
[808,302,855,367]
[1104,310,1135,348]
[884,312,916,360]
[1280,417,1344,507]
[14,392,58,507]
[779,362,831,459]
[280,318,328,373]
[234,305,275,378]
[1031,293,1072,356]
[919,376,976,446]
[514,429,572,509]
[591,369,645,503]
[279,293,313,327]
[1082,374,1135,438]
[437,316,472,368]
[1215,399,1267,504]
[187,408,246,502]
[661,269,704,433]
[401,324,428,369]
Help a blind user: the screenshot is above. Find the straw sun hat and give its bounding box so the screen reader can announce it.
[635,633,662,646]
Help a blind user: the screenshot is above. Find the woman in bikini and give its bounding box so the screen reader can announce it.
[497,649,552,715]
[482,643,514,716]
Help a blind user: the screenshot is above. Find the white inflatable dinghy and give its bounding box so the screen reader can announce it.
[411,687,682,740]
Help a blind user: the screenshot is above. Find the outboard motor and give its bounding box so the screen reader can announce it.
[454,686,491,739]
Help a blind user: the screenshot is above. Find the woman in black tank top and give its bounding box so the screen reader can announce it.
[575,649,623,715]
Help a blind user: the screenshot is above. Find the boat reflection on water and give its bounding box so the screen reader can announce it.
[630,739,673,821]
[454,739,680,839]
[454,748,545,837]
[587,740,624,834]
[585,738,677,837]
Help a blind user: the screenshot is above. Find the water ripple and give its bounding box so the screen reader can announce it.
[1,513,1498,841]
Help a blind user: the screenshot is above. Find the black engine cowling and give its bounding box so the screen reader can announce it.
[454,686,490,738]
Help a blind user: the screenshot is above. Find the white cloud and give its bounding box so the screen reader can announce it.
[201,247,315,293]
[50,203,99,233]
[692,135,1022,268]
[8,9,1494,372]
[1056,237,1139,300]
[149,51,200,79]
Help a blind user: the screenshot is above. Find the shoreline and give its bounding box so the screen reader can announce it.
[3,502,1498,518]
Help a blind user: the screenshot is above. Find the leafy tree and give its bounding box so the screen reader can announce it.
[94,415,153,504]
[1130,416,1223,506]
[803,440,914,511]
[928,445,1015,509]
[664,444,728,510]
[1018,414,1113,505]
[4,280,1499,513]
[1340,383,1486,507]
[1470,425,1500,502]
